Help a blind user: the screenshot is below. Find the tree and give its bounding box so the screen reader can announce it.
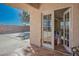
[22,10,30,24]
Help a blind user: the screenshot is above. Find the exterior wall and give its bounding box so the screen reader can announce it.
[71,4,79,47]
[40,3,73,11]
[40,3,79,50]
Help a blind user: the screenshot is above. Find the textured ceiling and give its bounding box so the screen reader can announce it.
[28,3,41,9]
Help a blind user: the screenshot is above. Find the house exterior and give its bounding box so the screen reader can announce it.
[5,3,79,53]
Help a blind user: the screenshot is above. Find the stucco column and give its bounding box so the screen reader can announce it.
[30,10,41,47]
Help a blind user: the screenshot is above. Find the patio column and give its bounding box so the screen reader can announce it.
[30,10,41,47]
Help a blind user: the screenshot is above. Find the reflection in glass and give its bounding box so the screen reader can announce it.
[42,14,52,45]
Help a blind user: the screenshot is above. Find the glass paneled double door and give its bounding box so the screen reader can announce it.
[63,8,70,49]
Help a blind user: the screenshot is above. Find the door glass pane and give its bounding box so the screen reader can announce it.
[42,14,52,47]
[64,12,69,47]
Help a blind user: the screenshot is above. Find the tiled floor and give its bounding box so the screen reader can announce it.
[11,45,71,56]
[55,44,71,55]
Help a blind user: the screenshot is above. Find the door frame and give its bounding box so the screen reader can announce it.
[63,8,72,52]
[53,7,72,53]
[41,11,54,50]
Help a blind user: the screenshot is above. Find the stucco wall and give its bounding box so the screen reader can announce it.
[71,4,79,47]
[40,3,79,49]
[40,3,73,11]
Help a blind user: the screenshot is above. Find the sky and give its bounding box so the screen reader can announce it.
[0,4,23,26]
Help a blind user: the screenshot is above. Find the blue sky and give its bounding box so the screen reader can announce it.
[0,4,23,26]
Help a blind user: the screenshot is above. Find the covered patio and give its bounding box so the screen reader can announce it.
[2,3,79,56]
